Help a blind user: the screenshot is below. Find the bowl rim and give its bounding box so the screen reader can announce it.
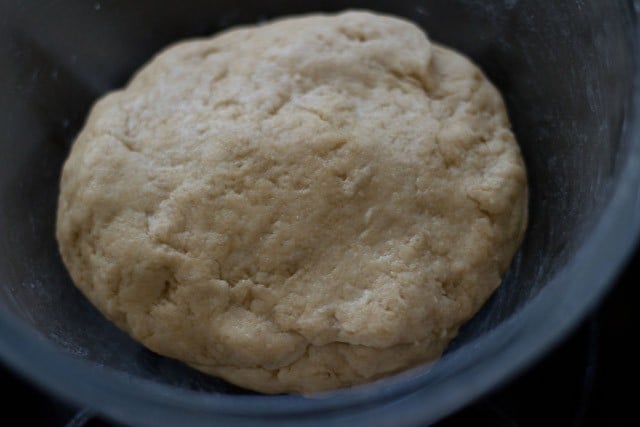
[1,6,640,427]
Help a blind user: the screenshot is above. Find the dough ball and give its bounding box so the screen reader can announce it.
[56,11,528,394]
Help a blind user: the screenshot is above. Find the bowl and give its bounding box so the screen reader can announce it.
[1,1,639,425]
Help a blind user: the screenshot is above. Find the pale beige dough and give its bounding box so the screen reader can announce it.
[56,11,528,394]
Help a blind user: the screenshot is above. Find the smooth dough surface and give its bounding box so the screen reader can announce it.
[56,11,528,394]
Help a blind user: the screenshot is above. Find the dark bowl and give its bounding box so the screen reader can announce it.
[1,1,639,426]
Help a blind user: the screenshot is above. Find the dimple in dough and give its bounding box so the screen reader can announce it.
[56,11,528,394]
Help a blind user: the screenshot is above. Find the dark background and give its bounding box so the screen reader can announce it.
[1,246,637,426]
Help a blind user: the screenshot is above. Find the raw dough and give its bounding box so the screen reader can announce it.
[56,11,528,394]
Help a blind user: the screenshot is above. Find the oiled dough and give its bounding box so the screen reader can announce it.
[56,11,528,394]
